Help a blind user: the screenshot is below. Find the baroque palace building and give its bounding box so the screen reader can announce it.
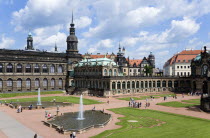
[73,58,191,96]
[0,14,82,92]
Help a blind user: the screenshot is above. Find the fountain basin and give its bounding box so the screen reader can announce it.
[7,101,72,109]
[44,110,111,134]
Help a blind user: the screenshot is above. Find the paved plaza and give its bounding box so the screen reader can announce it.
[0,93,209,138]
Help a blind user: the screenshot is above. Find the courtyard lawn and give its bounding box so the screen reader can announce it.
[182,99,200,104]
[2,96,102,105]
[139,95,160,100]
[93,107,210,138]
[153,93,176,97]
[0,91,64,98]
[156,101,198,108]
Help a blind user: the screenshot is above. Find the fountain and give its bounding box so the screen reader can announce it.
[45,95,111,134]
[77,95,84,120]
[37,88,42,106]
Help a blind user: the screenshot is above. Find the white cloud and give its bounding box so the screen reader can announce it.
[87,39,114,54]
[75,16,92,29]
[0,35,15,49]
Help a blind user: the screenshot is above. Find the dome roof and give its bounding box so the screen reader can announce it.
[194,54,201,61]
[66,35,78,42]
[148,52,154,57]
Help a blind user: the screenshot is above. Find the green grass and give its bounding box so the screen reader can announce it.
[1,96,102,105]
[139,96,160,100]
[153,94,176,97]
[156,101,198,108]
[0,91,63,98]
[182,99,200,104]
[93,107,210,138]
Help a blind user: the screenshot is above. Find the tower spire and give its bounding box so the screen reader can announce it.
[55,41,57,52]
[71,10,74,24]
[119,42,121,52]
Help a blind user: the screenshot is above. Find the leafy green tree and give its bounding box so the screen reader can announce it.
[144,65,153,76]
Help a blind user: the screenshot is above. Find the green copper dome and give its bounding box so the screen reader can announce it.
[77,58,117,67]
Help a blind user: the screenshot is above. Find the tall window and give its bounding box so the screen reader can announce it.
[51,78,55,87]
[26,78,31,88]
[34,64,40,73]
[16,64,22,73]
[26,64,31,73]
[109,69,112,76]
[117,82,121,89]
[42,64,48,73]
[112,82,116,89]
[35,78,40,87]
[127,81,130,89]
[17,79,22,88]
[0,64,3,73]
[58,65,62,73]
[50,65,55,73]
[114,69,117,76]
[59,78,62,86]
[7,63,13,73]
[0,79,2,88]
[122,81,125,89]
[7,79,12,87]
[104,69,107,76]
[43,78,48,87]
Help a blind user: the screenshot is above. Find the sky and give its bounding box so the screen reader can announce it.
[0,0,210,68]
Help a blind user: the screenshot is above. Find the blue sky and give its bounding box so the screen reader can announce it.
[0,0,210,68]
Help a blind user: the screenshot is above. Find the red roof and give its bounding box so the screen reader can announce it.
[164,50,202,67]
[129,59,142,66]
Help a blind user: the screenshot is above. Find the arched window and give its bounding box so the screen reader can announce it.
[104,69,107,76]
[136,81,139,88]
[34,64,40,73]
[7,63,13,73]
[109,69,112,76]
[59,78,62,86]
[112,82,116,90]
[145,81,148,88]
[157,81,160,88]
[132,81,135,89]
[58,65,63,73]
[0,64,3,73]
[50,65,55,73]
[141,81,144,88]
[153,81,156,87]
[7,78,12,87]
[26,78,31,88]
[174,81,178,87]
[162,80,166,87]
[122,81,126,89]
[114,69,117,76]
[117,82,121,89]
[17,78,22,88]
[42,64,48,73]
[149,81,152,88]
[127,81,130,89]
[26,64,31,73]
[0,79,3,88]
[16,64,22,73]
[168,81,172,87]
[35,78,40,87]
[43,78,48,87]
[51,78,55,87]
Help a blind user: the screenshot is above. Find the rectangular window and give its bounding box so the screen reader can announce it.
[181,72,183,76]
[177,72,179,76]
[188,72,190,76]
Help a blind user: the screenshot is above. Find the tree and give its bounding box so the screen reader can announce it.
[144,65,153,76]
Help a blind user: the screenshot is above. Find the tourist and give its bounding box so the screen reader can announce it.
[129,101,131,107]
[20,105,22,112]
[107,100,109,104]
[48,113,52,119]
[70,133,73,138]
[53,99,56,102]
[72,131,76,138]
[34,133,37,138]
[139,102,142,108]
[28,104,33,110]
[182,93,184,98]
[92,106,96,111]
